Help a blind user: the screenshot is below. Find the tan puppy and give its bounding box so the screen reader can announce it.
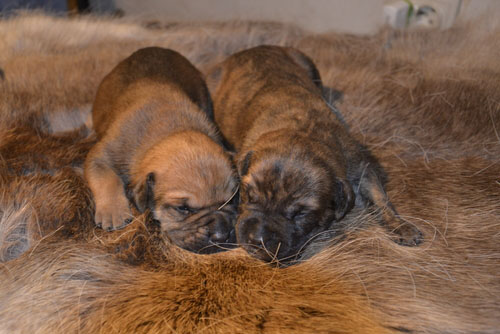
[85,47,238,253]
[208,45,422,262]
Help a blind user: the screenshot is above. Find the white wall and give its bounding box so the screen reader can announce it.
[460,0,500,20]
[114,0,385,34]
[112,0,500,34]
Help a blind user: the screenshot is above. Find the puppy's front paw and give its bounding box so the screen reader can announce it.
[94,198,133,231]
[392,224,423,247]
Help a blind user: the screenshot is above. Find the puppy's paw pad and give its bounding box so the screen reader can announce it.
[392,225,423,247]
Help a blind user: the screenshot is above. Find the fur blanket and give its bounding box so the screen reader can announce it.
[0,13,499,334]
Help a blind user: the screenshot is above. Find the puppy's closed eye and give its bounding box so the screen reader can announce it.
[292,210,308,220]
[174,205,196,215]
[162,203,197,215]
[285,206,308,221]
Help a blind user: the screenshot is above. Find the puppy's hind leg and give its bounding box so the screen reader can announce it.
[356,166,423,246]
[84,143,133,231]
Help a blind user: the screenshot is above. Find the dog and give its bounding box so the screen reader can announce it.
[84,47,238,253]
[208,45,423,262]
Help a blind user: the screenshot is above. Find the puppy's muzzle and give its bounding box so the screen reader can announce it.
[207,213,234,244]
[192,210,237,254]
[237,214,292,262]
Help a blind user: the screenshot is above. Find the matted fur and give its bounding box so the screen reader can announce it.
[0,13,499,333]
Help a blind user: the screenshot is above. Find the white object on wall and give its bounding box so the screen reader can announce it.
[384,0,462,29]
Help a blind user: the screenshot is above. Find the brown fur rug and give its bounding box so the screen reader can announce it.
[0,13,499,334]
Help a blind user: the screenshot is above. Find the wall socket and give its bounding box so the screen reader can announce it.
[384,0,462,29]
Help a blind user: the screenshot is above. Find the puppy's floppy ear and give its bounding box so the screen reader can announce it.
[133,172,156,213]
[333,178,354,220]
[238,151,253,177]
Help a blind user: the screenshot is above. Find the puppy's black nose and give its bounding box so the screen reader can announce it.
[209,216,233,244]
[240,218,280,253]
[239,217,263,243]
[210,229,230,243]
[238,216,290,262]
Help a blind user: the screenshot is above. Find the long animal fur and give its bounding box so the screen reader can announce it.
[0,12,499,333]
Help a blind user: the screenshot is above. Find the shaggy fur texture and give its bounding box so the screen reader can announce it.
[0,13,499,333]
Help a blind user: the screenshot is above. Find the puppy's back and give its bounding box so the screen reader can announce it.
[210,45,330,152]
[93,47,212,137]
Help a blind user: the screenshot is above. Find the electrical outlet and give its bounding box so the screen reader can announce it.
[413,5,441,28]
[411,0,461,28]
[384,0,461,29]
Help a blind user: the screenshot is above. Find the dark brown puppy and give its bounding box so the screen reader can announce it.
[85,47,238,253]
[208,45,422,262]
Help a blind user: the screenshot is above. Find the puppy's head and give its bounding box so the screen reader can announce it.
[236,148,353,264]
[131,131,238,254]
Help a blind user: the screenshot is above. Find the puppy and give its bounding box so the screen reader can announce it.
[208,45,422,262]
[85,47,238,253]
